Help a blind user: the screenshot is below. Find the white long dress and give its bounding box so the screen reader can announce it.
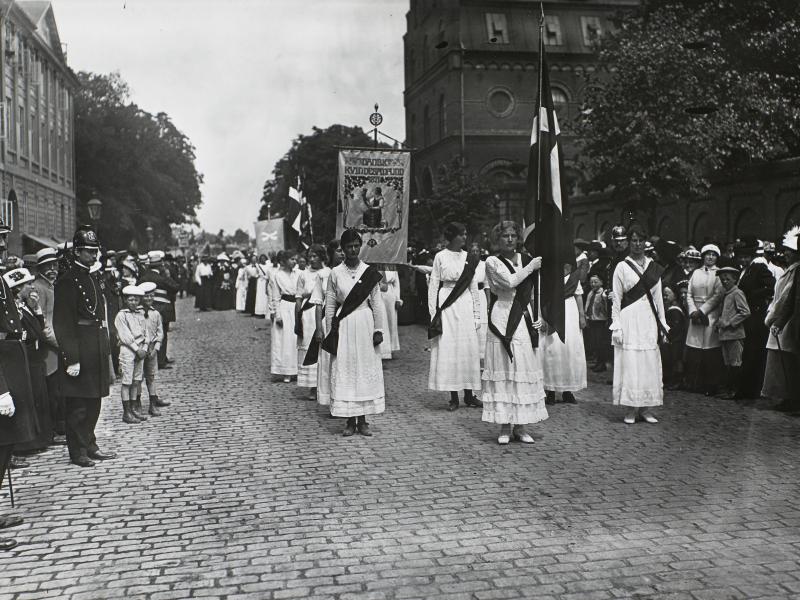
[475,260,488,360]
[310,267,332,406]
[686,266,724,349]
[610,257,668,407]
[481,254,548,425]
[269,268,299,376]
[428,249,482,391]
[296,268,320,388]
[326,262,386,417]
[254,263,270,316]
[235,265,248,311]
[379,270,402,359]
[542,278,587,392]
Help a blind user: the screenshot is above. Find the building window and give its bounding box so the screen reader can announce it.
[486,87,515,118]
[543,15,563,46]
[581,16,602,46]
[485,13,509,44]
[1,192,15,231]
[60,203,65,237]
[551,86,569,121]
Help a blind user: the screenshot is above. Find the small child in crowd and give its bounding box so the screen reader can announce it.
[714,266,751,399]
[662,286,687,389]
[114,285,148,424]
[584,274,608,372]
[139,282,168,416]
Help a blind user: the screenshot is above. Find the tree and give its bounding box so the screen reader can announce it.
[576,0,800,228]
[260,125,390,243]
[75,71,203,249]
[410,158,495,243]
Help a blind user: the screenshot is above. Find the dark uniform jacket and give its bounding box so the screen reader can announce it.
[53,263,112,399]
[0,277,37,445]
[139,267,180,323]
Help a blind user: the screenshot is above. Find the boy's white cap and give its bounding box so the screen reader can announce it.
[700,244,720,256]
[122,285,144,297]
[139,281,157,294]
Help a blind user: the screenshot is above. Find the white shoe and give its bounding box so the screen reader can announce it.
[497,433,511,445]
[641,413,658,424]
[623,413,636,425]
[514,433,535,444]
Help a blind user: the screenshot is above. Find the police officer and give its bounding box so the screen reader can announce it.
[0,217,37,549]
[53,227,116,467]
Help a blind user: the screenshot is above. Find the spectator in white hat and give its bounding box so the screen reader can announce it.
[137,281,167,416]
[684,243,725,395]
[762,226,800,413]
[114,285,148,424]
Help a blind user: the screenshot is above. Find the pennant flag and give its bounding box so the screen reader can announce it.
[525,18,572,343]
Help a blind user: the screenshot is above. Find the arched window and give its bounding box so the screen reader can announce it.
[421,166,434,196]
[692,212,712,245]
[2,189,17,231]
[438,94,445,140]
[551,86,569,122]
[735,207,762,238]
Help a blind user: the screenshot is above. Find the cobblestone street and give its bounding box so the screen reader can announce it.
[2,298,800,599]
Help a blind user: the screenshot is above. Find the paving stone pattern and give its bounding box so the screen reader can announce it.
[2,299,800,599]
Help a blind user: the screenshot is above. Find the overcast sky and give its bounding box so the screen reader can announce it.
[52,0,408,235]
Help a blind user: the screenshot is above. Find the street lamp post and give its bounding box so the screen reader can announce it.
[145,224,154,252]
[87,198,102,225]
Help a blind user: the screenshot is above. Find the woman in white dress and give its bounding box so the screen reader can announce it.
[542,263,587,404]
[378,270,402,359]
[685,244,725,394]
[610,224,669,424]
[296,245,325,398]
[428,222,483,411]
[482,221,546,444]
[235,257,248,312]
[469,243,489,362]
[268,251,299,382]
[254,254,270,318]
[325,230,386,436]
[311,240,342,409]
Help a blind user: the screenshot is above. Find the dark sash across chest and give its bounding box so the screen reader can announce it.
[320,265,383,357]
[621,260,664,310]
[428,255,478,339]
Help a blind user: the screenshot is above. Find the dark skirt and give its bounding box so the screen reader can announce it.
[245,279,257,314]
[683,347,724,393]
[15,361,51,451]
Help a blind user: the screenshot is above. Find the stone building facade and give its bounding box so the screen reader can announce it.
[0,0,78,256]
[403,0,637,230]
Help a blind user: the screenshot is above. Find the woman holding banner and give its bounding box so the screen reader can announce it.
[324,230,386,437]
[428,222,483,411]
[481,221,546,445]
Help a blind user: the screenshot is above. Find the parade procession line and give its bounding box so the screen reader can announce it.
[1,297,800,600]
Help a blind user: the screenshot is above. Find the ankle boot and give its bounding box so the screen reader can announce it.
[148,398,161,417]
[356,415,372,436]
[343,417,356,437]
[122,402,139,424]
[131,396,148,421]
[151,394,171,407]
[545,390,556,405]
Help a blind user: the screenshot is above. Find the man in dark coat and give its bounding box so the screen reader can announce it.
[0,218,37,550]
[736,236,776,400]
[53,227,115,467]
[138,251,180,370]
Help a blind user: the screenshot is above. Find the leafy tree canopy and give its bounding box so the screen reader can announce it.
[577,0,800,219]
[75,71,203,250]
[259,125,390,243]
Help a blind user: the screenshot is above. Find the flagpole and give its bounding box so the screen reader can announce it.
[534,3,545,325]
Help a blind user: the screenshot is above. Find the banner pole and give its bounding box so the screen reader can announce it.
[534,3,545,324]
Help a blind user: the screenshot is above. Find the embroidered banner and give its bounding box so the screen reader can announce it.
[337,148,410,264]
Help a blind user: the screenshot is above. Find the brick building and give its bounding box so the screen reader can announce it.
[403,0,637,233]
[0,0,77,256]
